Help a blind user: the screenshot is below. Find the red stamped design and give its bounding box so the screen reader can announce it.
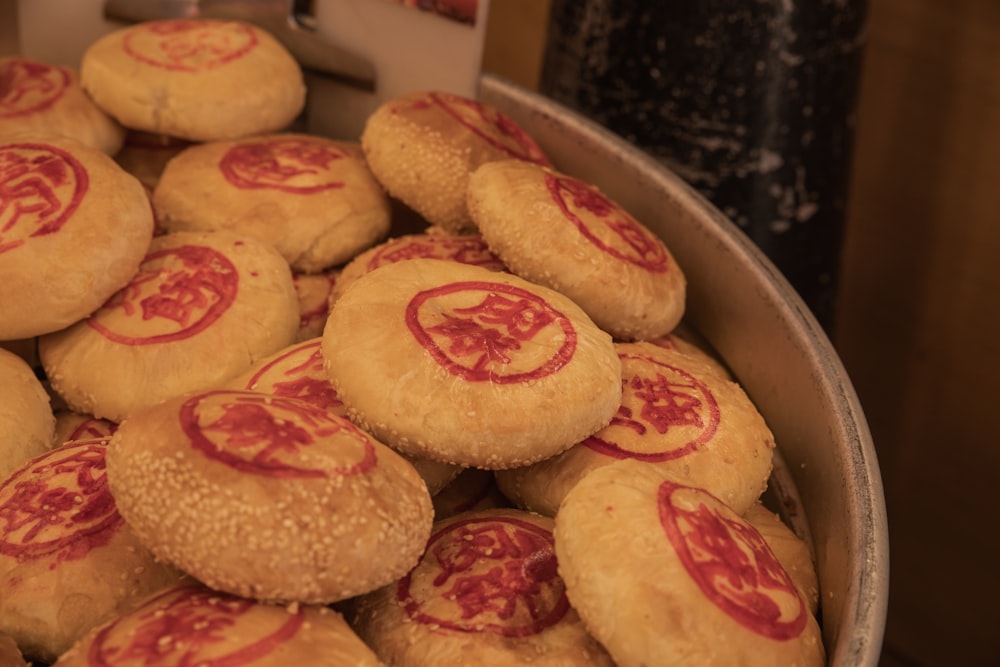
[219,137,348,194]
[547,173,668,272]
[0,440,122,565]
[398,92,549,165]
[87,584,304,666]
[180,390,375,479]
[122,20,258,72]
[0,142,88,255]
[405,280,577,383]
[657,481,807,640]
[584,352,719,461]
[66,417,119,443]
[397,516,569,637]
[0,58,70,118]
[86,244,238,345]
[244,340,344,414]
[367,234,505,272]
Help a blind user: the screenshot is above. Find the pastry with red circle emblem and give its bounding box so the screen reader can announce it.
[468,159,686,340]
[80,19,305,142]
[0,135,154,340]
[330,227,506,306]
[52,410,118,448]
[153,134,391,272]
[105,388,434,604]
[322,258,622,469]
[361,90,550,233]
[0,438,187,663]
[53,582,381,667]
[38,230,299,422]
[496,340,773,517]
[0,348,55,480]
[0,57,125,155]
[554,461,824,667]
[222,338,462,495]
[744,501,820,616]
[293,270,339,341]
[350,508,614,666]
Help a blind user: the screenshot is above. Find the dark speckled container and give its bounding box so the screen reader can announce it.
[540,0,868,331]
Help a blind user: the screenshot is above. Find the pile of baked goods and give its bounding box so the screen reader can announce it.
[0,17,825,666]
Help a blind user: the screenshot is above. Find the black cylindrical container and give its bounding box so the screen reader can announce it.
[540,0,868,331]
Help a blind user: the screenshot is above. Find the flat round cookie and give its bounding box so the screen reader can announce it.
[54,583,381,667]
[153,134,391,272]
[0,136,154,340]
[351,508,614,666]
[330,228,506,305]
[0,438,186,663]
[496,340,774,516]
[554,461,825,667]
[0,57,124,155]
[322,258,622,469]
[38,230,299,422]
[80,19,305,142]
[468,159,687,340]
[361,90,550,232]
[0,348,54,480]
[105,388,434,604]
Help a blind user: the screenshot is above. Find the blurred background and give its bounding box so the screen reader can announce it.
[482,1,998,666]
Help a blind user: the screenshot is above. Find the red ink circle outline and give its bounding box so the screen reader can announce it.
[0,142,89,255]
[405,280,577,384]
[121,20,258,72]
[243,340,343,412]
[180,390,375,479]
[0,58,71,118]
[657,480,807,640]
[218,137,348,194]
[425,92,549,165]
[584,352,720,461]
[367,234,504,272]
[396,515,569,637]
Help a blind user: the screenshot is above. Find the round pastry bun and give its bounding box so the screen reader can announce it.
[361,90,550,232]
[80,19,305,142]
[0,57,124,155]
[322,258,622,469]
[0,135,153,340]
[105,389,434,604]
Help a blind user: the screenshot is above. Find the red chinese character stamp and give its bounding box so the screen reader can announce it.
[397,516,569,637]
[585,352,719,461]
[657,481,807,640]
[405,281,577,383]
[367,234,504,272]
[0,58,70,118]
[86,584,304,666]
[179,390,375,479]
[219,137,348,194]
[243,340,344,414]
[0,142,88,255]
[86,244,238,345]
[0,440,123,565]
[546,173,669,272]
[122,20,258,72]
[395,92,549,165]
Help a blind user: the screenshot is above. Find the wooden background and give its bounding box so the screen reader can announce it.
[483,1,999,665]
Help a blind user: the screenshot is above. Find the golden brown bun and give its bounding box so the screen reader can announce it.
[153,135,390,272]
[468,159,687,340]
[351,508,614,666]
[0,135,154,340]
[496,340,774,517]
[322,258,622,469]
[80,19,305,142]
[106,389,434,604]
[554,461,825,667]
[39,230,299,422]
[744,501,820,616]
[0,57,124,155]
[0,348,55,480]
[54,583,382,667]
[361,90,550,232]
[0,439,187,663]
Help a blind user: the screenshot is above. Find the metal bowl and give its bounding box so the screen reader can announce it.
[477,74,889,666]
